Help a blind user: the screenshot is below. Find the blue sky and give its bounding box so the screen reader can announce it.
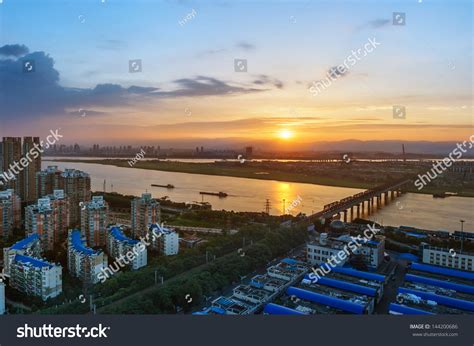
[0,0,472,147]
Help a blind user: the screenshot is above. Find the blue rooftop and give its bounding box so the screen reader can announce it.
[70,230,96,255]
[10,233,39,250]
[410,262,474,281]
[14,254,53,269]
[110,227,139,245]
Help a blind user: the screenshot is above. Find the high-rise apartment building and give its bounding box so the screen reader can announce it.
[67,230,108,285]
[1,137,22,193]
[36,165,64,198]
[62,169,91,225]
[0,189,21,240]
[25,190,70,251]
[131,193,160,238]
[80,196,109,247]
[22,137,41,202]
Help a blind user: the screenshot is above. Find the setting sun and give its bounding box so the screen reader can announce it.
[278,129,294,140]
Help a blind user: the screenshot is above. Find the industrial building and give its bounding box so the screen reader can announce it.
[390,262,474,315]
[67,229,108,285]
[194,258,310,315]
[107,226,147,270]
[307,232,385,270]
[421,245,473,271]
[264,265,387,315]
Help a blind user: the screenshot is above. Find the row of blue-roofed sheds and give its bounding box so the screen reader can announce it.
[263,266,387,315]
[389,262,474,315]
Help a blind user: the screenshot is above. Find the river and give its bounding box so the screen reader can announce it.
[43,160,473,233]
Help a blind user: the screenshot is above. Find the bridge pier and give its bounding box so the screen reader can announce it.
[356,205,360,218]
[350,206,354,221]
[343,210,348,222]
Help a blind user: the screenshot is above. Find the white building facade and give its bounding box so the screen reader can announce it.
[9,254,62,300]
[149,223,179,256]
[422,245,474,272]
[107,226,147,270]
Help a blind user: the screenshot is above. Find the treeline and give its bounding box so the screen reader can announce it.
[37,224,279,314]
[99,225,307,314]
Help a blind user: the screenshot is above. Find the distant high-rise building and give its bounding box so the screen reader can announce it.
[36,166,64,198]
[80,196,109,247]
[67,230,108,285]
[0,189,21,240]
[62,169,91,225]
[245,146,253,157]
[1,137,22,194]
[131,193,160,238]
[107,226,147,270]
[22,137,41,202]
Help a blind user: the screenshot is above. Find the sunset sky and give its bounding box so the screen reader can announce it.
[0,0,472,149]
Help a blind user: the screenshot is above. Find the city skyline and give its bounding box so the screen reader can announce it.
[0,0,472,148]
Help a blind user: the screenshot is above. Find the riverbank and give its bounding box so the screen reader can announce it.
[50,159,474,197]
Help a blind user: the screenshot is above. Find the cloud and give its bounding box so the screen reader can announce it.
[0,44,29,57]
[0,45,278,120]
[159,76,262,97]
[356,19,390,31]
[368,19,390,28]
[327,66,349,79]
[236,41,256,51]
[67,109,108,116]
[253,74,284,89]
[96,39,127,51]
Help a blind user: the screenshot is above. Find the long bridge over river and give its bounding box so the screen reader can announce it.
[310,178,413,223]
